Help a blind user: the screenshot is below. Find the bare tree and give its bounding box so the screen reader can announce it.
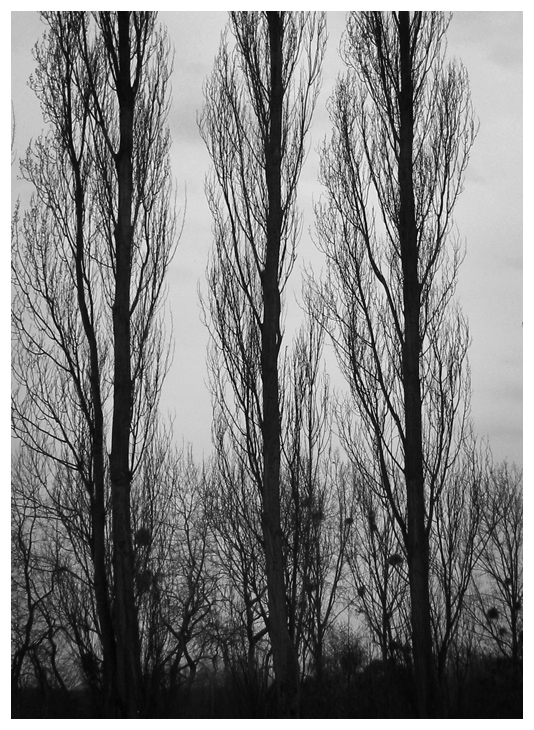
[128,440,217,714]
[345,463,411,667]
[208,447,270,679]
[281,316,350,683]
[11,449,54,712]
[429,438,490,685]
[12,11,177,717]
[11,447,88,714]
[474,461,523,664]
[311,11,477,717]
[200,11,326,717]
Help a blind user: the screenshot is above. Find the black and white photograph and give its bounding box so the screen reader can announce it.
[10,8,523,720]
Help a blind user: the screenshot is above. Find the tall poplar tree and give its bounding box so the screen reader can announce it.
[312,11,476,717]
[12,11,176,717]
[200,11,326,717]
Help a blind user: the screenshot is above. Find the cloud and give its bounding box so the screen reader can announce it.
[450,12,522,72]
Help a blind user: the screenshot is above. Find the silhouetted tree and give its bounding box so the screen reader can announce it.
[345,463,411,667]
[11,449,56,711]
[430,439,491,686]
[207,450,269,686]
[12,11,177,717]
[474,461,523,664]
[310,11,477,717]
[282,317,350,682]
[200,11,326,716]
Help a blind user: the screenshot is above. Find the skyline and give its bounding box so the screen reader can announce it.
[11,10,523,467]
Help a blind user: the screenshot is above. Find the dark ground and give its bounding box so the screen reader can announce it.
[12,655,522,719]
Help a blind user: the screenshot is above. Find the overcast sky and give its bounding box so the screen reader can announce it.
[10,10,523,468]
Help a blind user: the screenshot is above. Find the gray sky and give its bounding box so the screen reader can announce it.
[11,10,523,468]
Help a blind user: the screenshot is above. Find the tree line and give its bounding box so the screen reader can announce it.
[11,11,522,719]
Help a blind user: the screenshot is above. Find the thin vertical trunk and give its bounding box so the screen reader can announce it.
[73,158,116,715]
[397,10,436,718]
[261,10,300,718]
[109,10,142,718]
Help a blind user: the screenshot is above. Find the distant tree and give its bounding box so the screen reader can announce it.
[12,11,177,717]
[311,11,477,717]
[128,441,217,714]
[159,450,218,700]
[11,449,54,711]
[282,316,350,683]
[200,11,326,717]
[474,461,523,664]
[11,447,88,715]
[345,463,411,667]
[429,439,490,685]
[207,449,269,684]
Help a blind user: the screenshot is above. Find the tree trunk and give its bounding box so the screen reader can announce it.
[108,10,142,718]
[72,140,117,718]
[397,11,436,718]
[261,11,300,718]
